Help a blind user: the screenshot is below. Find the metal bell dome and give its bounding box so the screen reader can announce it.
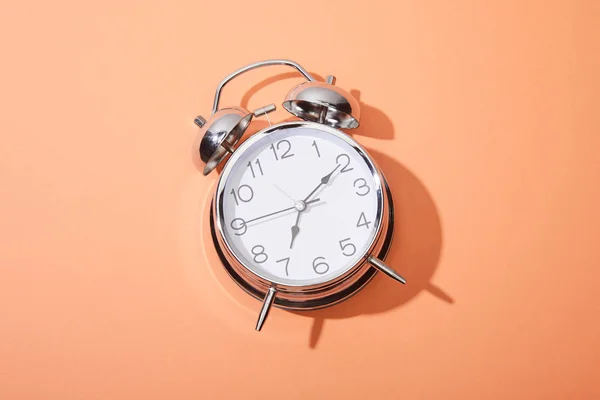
[283,76,360,129]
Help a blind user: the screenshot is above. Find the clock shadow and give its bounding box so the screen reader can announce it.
[294,149,452,348]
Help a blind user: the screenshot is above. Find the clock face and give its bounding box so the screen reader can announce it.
[215,123,382,286]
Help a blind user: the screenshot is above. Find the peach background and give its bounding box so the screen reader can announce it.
[1,1,599,399]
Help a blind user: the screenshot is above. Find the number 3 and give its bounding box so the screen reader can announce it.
[353,178,370,196]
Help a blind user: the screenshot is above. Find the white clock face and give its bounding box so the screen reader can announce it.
[216,123,382,286]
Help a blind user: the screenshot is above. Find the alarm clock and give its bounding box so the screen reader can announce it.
[194,59,406,331]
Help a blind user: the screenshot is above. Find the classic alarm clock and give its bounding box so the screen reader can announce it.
[194,59,406,331]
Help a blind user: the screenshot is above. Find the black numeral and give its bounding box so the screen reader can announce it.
[339,238,357,257]
[312,140,321,158]
[276,257,291,276]
[353,178,370,196]
[247,159,264,178]
[230,218,247,236]
[230,184,254,206]
[251,245,268,264]
[357,212,371,229]
[336,154,354,173]
[312,256,330,275]
[270,140,294,160]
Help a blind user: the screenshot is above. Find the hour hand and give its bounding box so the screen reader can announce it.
[289,212,301,248]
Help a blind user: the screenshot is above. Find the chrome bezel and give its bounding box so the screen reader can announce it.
[210,121,394,310]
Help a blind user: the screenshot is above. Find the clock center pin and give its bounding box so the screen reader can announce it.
[294,200,307,212]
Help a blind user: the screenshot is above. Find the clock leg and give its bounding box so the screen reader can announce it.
[368,256,407,285]
[255,287,277,331]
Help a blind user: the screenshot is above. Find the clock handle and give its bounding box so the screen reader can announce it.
[255,287,278,331]
[211,59,315,114]
[368,256,407,284]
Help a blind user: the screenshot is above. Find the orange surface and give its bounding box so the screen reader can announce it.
[1,1,599,399]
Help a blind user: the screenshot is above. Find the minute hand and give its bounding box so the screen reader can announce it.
[303,164,341,202]
[246,198,320,224]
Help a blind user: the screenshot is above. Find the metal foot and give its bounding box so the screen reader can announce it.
[255,287,277,331]
[367,256,406,284]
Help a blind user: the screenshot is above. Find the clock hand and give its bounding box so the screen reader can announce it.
[303,163,341,202]
[289,211,301,249]
[288,164,341,248]
[245,198,320,225]
[273,184,296,203]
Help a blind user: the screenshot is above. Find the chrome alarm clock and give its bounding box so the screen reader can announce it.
[194,60,406,331]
